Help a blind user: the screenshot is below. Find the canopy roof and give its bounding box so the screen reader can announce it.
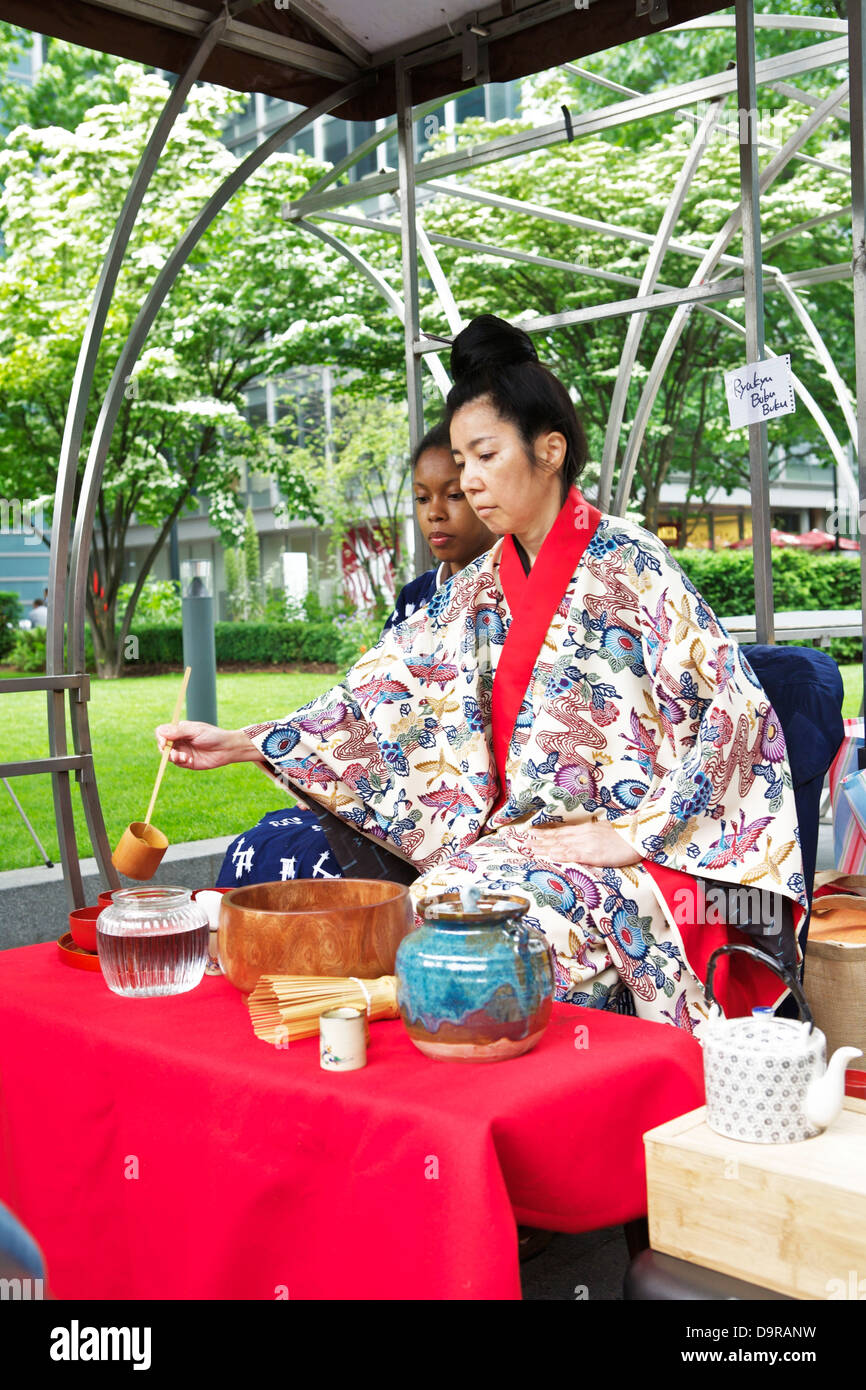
[0,0,729,120]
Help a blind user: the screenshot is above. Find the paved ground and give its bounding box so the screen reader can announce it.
[0,835,234,948]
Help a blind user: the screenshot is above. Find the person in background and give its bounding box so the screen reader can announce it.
[30,597,48,629]
[214,419,494,886]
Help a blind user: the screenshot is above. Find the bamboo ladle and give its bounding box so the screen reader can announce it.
[111,666,192,881]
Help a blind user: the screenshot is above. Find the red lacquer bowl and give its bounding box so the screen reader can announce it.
[69,905,102,953]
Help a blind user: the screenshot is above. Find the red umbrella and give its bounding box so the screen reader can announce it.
[798,528,860,552]
[724,528,861,551]
[797,529,835,550]
[725,528,806,549]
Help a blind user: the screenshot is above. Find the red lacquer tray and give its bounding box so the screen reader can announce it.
[57,932,102,972]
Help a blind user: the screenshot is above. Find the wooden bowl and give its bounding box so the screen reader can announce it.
[218,879,415,994]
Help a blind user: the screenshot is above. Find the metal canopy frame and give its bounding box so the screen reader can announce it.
[1,2,864,905]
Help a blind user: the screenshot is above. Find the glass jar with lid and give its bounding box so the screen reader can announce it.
[96,887,209,998]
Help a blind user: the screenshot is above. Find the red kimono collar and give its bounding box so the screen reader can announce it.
[491,485,601,812]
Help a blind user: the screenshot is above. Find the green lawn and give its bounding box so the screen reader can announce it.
[0,671,335,872]
[0,662,862,873]
[840,662,863,720]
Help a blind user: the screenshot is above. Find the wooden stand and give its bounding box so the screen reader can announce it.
[644,1098,866,1300]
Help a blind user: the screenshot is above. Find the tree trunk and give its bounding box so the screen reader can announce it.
[642,487,659,535]
[87,590,121,679]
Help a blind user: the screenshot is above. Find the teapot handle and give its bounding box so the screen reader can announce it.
[704,943,814,1031]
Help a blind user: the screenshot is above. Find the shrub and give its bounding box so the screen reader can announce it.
[332,613,385,668]
[9,626,46,672]
[117,579,181,624]
[8,625,97,673]
[674,549,863,660]
[0,592,21,660]
[674,549,861,615]
[127,625,184,665]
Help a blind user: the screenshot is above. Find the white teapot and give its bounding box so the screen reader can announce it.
[702,943,861,1144]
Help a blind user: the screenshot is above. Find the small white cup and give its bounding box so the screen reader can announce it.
[194,890,226,975]
[319,1007,367,1072]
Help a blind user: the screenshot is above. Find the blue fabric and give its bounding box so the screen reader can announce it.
[0,1200,44,1278]
[382,569,438,632]
[740,645,844,905]
[218,571,440,887]
[216,808,341,887]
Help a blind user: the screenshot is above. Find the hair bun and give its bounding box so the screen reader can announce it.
[450,314,538,382]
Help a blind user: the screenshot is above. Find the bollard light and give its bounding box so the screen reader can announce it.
[180,559,217,725]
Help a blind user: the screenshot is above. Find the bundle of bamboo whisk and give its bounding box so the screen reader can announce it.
[247,974,399,1044]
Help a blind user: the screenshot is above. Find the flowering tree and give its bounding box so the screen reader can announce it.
[0,58,401,674]
[279,393,413,613]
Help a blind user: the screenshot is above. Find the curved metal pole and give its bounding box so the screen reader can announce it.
[309,208,672,289]
[692,303,853,499]
[429,179,747,273]
[767,268,858,447]
[569,58,847,179]
[670,14,849,34]
[47,10,230,676]
[44,9,231,901]
[848,0,866,716]
[414,221,463,336]
[613,80,850,516]
[763,204,852,250]
[598,96,726,509]
[295,218,451,396]
[67,78,370,678]
[299,92,465,202]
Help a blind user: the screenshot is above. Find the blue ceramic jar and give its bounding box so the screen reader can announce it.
[395,892,555,1062]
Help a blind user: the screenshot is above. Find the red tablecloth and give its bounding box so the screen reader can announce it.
[0,944,704,1300]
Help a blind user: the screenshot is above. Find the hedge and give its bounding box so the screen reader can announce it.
[674,549,862,660]
[124,620,341,667]
[673,548,861,616]
[2,620,345,671]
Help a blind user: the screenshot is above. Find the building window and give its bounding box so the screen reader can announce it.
[323,116,349,168]
[487,84,520,122]
[455,89,485,124]
[349,120,377,180]
[289,128,315,159]
[713,514,741,548]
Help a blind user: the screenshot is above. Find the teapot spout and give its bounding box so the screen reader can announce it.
[804,1047,863,1132]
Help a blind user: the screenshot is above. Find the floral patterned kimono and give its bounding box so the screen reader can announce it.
[245,488,806,1039]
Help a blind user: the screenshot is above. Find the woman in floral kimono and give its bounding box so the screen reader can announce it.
[158,316,805,1037]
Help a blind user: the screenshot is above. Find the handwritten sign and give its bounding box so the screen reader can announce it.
[724,355,795,429]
